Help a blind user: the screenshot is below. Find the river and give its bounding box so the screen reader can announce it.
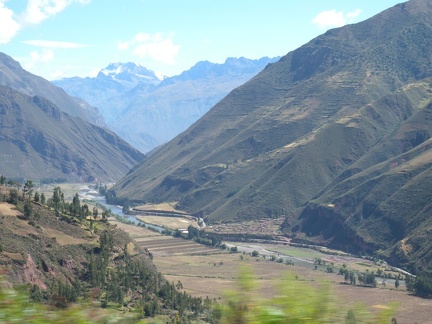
[88,195,166,233]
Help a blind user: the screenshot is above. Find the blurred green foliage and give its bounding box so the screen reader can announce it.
[218,266,397,324]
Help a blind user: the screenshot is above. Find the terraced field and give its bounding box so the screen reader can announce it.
[110,217,432,322]
[136,236,226,256]
[110,218,225,257]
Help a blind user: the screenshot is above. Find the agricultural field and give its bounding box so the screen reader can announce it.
[205,218,285,236]
[134,202,188,214]
[135,215,198,231]
[112,218,432,323]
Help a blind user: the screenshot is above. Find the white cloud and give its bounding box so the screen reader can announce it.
[312,8,362,29]
[0,1,20,44]
[346,9,362,20]
[117,40,129,50]
[24,48,54,71]
[119,32,180,65]
[0,0,90,43]
[23,39,89,48]
[20,0,91,26]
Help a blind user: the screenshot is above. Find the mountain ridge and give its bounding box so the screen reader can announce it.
[110,0,432,271]
[54,56,280,152]
[0,85,144,182]
[0,52,105,126]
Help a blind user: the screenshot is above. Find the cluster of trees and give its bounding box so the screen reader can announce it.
[339,265,357,285]
[171,224,222,247]
[30,280,82,308]
[83,229,215,320]
[0,177,114,228]
[338,264,377,287]
[406,272,432,298]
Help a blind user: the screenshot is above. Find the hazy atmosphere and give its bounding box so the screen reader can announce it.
[1,0,432,323]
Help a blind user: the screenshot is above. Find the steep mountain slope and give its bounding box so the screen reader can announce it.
[295,81,432,271]
[54,57,279,153]
[0,52,104,126]
[111,0,432,270]
[0,85,144,182]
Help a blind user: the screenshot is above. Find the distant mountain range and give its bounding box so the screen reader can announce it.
[53,57,280,152]
[0,54,144,182]
[111,0,432,272]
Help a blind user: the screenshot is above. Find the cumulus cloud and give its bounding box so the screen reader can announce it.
[20,0,90,26]
[0,0,90,43]
[119,32,180,65]
[0,1,20,44]
[312,8,362,29]
[23,40,89,48]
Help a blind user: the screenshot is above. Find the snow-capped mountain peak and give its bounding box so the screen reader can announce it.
[98,62,161,83]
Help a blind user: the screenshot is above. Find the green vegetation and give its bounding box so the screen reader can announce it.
[0,277,134,323]
[0,184,214,322]
[218,266,396,323]
[406,273,432,298]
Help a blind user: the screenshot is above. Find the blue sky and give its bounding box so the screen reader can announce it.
[0,0,403,80]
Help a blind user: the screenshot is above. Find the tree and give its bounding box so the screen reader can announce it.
[8,189,19,205]
[24,200,32,219]
[0,175,5,185]
[72,193,80,217]
[101,210,109,222]
[345,309,357,324]
[395,277,400,290]
[93,207,98,219]
[34,191,40,203]
[40,193,46,205]
[82,204,90,218]
[52,187,62,213]
[23,180,34,200]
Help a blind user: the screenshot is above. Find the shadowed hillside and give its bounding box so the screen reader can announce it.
[0,86,144,182]
[0,52,104,126]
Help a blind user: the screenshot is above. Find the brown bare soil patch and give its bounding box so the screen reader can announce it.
[3,215,39,238]
[2,252,25,262]
[42,228,89,246]
[0,202,22,217]
[108,217,161,238]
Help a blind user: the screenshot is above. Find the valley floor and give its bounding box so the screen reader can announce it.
[35,183,432,323]
[110,218,432,324]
